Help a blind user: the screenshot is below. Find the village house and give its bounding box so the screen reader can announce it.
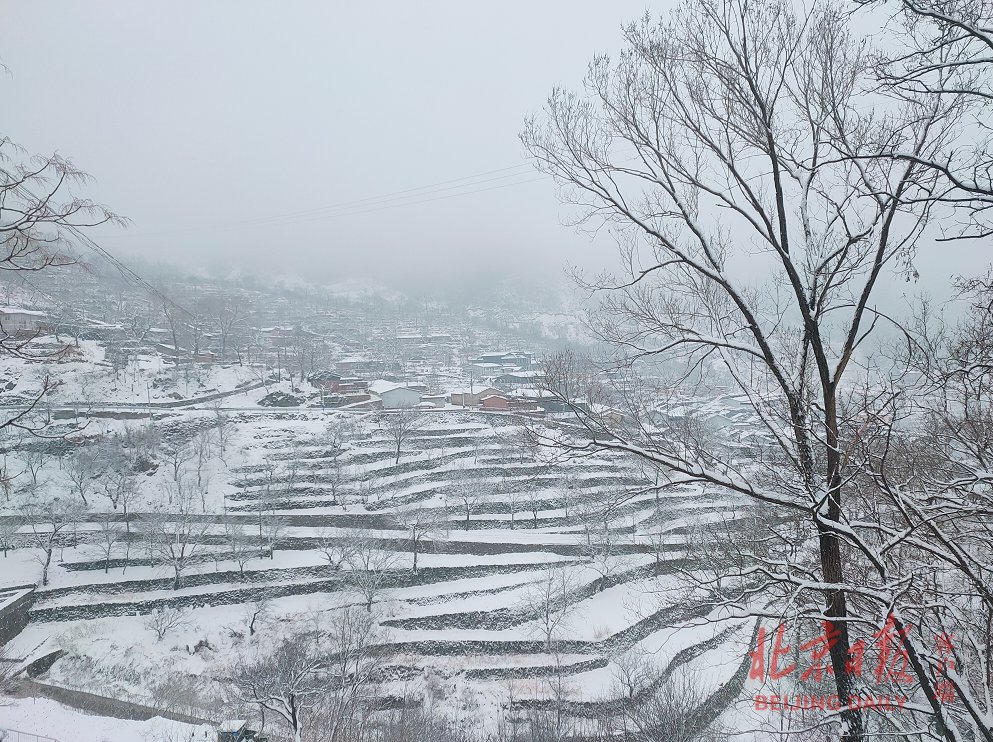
[494,369,546,387]
[508,387,567,413]
[470,350,534,369]
[449,385,502,407]
[322,391,372,408]
[309,370,342,390]
[480,393,510,411]
[153,342,186,360]
[0,306,46,336]
[420,393,447,408]
[336,378,368,393]
[335,356,381,374]
[468,360,505,376]
[369,380,421,409]
[259,326,295,348]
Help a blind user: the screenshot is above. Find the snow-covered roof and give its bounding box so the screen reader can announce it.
[450,386,500,396]
[368,380,399,395]
[83,318,119,328]
[0,306,46,316]
[508,387,556,399]
[497,370,544,378]
[369,380,419,396]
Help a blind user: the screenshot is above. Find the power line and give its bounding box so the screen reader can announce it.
[101,161,544,240]
[113,175,551,242]
[68,224,195,318]
[2,172,195,318]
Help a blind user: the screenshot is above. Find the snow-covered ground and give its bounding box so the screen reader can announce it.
[1,696,210,742]
[0,342,762,737]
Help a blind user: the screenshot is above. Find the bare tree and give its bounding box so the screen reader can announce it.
[345,531,400,612]
[694,508,774,601]
[445,466,485,530]
[146,490,209,590]
[310,606,387,742]
[64,446,104,506]
[93,512,123,573]
[325,415,356,505]
[611,648,657,703]
[231,608,384,742]
[262,512,286,561]
[643,524,669,574]
[520,1,963,738]
[211,402,232,456]
[377,405,424,466]
[192,427,214,497]
[395,501,448,573]
[624,669,726,742]
[0,454,14,503]
[582,524,622,593]
[205,295,249,363]
[109,459,139,574]
[521,566,582,650]
[869,0,993,238]
[144,606,189,642]
[253,456,289,559]
[0,136,125,435]
[0,515,20,557]
[99,449,137,511]
[244,598,272,638]
[829,275,993,739]
[17,441,46,487]
[223,516,255,578]
[22,496,84,586]
[521,482,545,530]
[231,637,323,742]
[164,441,187,483]
[317,527,356,571]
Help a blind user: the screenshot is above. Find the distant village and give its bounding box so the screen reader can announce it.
[0,290,568,414]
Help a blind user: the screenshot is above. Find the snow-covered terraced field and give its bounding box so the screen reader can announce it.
[3,409,757,727]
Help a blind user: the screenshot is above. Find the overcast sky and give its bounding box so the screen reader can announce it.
[1,1,986,301]
[1,1,663,290]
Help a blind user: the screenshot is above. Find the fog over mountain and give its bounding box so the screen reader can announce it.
[2,2,982,303]
[1,1,659,292]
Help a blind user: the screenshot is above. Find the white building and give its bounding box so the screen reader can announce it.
[369,380,421,409]
[0,307,46,336]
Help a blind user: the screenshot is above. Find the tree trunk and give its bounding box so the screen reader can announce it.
[259,510,265,558]
[290,695,302,742]
[821,399,864,742]
[123,506,131,575]
[42,547,52,586]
